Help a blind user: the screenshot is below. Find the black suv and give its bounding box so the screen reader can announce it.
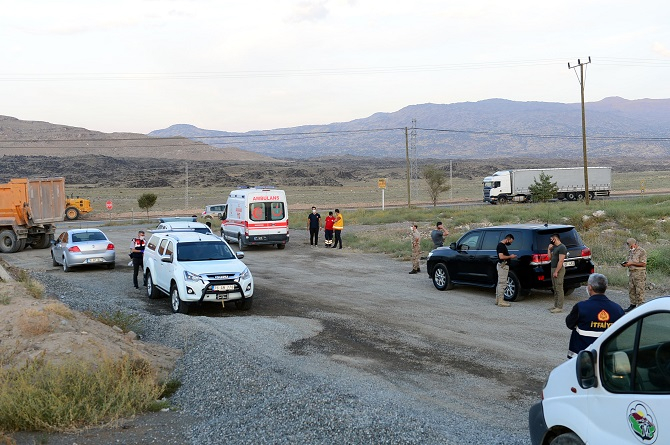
[426,224,594,301]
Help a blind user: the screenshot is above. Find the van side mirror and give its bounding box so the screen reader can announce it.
[576,350,598,389]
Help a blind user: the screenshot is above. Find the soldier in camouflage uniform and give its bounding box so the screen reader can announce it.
[409,224,421,274]
[622,237,647,312]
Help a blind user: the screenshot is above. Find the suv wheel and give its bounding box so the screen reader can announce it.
[503,271,522,301]
[432,263,454,291]
[235,297,253,310]
[146,272,160,299]
[171,284,190,314]
[505,272,525,301]
[564,287,576,296]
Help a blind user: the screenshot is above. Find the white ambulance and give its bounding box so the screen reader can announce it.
[529,296,670,445]
[220,186,289,249]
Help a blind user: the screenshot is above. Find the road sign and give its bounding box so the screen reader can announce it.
[106,200,113,210]
[378,178,387,189]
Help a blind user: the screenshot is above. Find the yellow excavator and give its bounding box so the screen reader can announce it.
[65,196,93,220]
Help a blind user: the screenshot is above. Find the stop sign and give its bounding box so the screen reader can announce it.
[106,200,113,210]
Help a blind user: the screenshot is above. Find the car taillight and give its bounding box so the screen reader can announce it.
[107,243,115,250]
[581,247,591,259]
[531,253,550,265]
[68,246,81,252]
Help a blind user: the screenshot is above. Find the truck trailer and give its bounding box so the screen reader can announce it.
[483,167,612,204]
[0,177,65,253]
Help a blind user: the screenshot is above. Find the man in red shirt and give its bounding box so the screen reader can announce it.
[324,211,335,247]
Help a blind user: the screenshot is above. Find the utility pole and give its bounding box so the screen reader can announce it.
[185,163,189,210]
[568,57,591,205]
[405,127,410,208]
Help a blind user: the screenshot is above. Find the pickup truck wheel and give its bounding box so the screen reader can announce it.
[0,230,19,253]
[64,206,80,220]
[432,263,454,291]
[550,432,584,445]
[146,272,160,299]
[171,284,189,314]
[503,271,522,302]
[235,297,253,310]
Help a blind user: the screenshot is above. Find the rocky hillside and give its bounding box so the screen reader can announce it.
[149,97,670,159]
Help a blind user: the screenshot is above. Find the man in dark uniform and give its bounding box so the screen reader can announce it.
[130,230,146,289]
[565,273,625,358]
[307,206,321,247]
[495,234,516,307]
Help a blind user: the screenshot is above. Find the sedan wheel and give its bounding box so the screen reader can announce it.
[62,257,70,272]
[51,252,59,267]
[171,285,189,314]
[431,263,453,291]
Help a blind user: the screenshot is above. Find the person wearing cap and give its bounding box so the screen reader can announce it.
[622,237,647,312]
[130,230,146,289]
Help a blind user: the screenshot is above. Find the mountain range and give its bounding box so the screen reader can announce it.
[149,97,670,160]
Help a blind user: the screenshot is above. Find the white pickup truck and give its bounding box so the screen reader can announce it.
[529,296,670,445]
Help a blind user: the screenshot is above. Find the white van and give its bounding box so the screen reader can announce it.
[529,296,670,445]
[220,187,289,249]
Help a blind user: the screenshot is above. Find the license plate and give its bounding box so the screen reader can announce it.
[213,284,235,291]
[216,294,229,300]
[86,258,103,263]
[564,260,575,267]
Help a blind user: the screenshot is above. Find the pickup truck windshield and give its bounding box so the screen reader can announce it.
[177,242,235,261]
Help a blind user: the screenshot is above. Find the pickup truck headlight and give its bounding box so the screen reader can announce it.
[183,270,203,282]
[240,267,251,281]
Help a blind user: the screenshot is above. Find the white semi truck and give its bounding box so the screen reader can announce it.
[483,167,612,204]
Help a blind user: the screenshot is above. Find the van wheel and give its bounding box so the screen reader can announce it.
[503,271,522,301]
[146,272,160,299]
[432,263,453,290]
[235,297,253,310]
[277,244,285,249]
[238,235,246,249]
[550,432,584,445]
[171,284,189,314]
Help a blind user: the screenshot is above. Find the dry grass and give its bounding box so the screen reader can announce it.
[16,308,53,337]
[43,302,74,320]
[0,355,166,432]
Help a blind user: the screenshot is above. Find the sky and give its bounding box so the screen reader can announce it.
[2,0,670,135]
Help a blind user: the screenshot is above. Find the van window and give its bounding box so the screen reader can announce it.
[249,202,285,222]
[601,312,670,393]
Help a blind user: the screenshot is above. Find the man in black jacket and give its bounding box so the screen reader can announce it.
[130,230,146,289]
[565,273,625,359]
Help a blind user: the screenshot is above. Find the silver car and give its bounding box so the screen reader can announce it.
[51,229,116,272]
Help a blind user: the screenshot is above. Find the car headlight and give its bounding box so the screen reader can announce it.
[240,267,251,281]
[183,270,203,282]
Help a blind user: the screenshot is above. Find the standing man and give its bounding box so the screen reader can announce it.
[332,209,344,249]
[430,221,449,249]
[548,233,567,313]
[622,237,647,312]
[495,234,517,307]
[565,273,625,358]
[130,230,146,289]
[307,206,321,247]
[409,224,421,274]
[324,211,335,247]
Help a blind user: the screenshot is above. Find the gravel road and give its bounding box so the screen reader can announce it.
[2,221,637,445]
